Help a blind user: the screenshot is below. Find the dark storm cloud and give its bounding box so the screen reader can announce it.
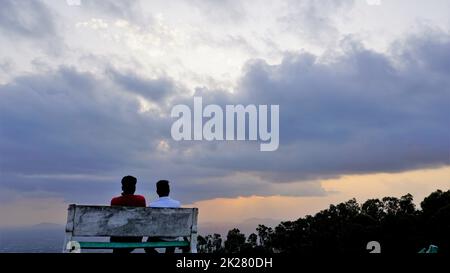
[0,67,166,175]
[184,35,450,182]
[107,68,176,102]
[0,32,449,204]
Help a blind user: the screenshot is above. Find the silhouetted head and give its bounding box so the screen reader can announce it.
[121,175,137,195]
[156,180,170,197]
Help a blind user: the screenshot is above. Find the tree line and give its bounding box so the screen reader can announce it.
[197,189,450,254]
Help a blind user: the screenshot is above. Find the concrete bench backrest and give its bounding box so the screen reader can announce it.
[65,204,198,237]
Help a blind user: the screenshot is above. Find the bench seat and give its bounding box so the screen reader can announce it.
[63,205,198,253]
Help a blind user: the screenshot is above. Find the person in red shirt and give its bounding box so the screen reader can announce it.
[110,175,146,253]
[111,176,146,207]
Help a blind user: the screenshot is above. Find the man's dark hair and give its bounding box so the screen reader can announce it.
[121,175,137,195]
[156,180,170,197]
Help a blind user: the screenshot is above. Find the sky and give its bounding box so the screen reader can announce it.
[0,0,449,228]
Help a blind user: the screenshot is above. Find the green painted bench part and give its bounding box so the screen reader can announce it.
[63,205,198,253]
[418,245,439,254]
[79,241,190,249]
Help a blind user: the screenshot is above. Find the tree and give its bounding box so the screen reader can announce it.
[362,198,385,221]
[421,190,450,217]
[200,189,450,254]
[399,193,416,215]
[197,233,223,253]
[197,235,208,253]
[256,224,273,249]
[421,190,450,253]
[224,228,246,253]
[247,233,258,248]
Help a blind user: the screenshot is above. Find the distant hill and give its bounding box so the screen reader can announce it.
[30,223,64,230]
[0,218,280,252]
[198,218,281,237]
[0,223,65,253]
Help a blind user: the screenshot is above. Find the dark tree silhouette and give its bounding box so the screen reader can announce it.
[197,189,450,254]
[197,233,224,253]
[224,228,246,253]
[247,233,258,248]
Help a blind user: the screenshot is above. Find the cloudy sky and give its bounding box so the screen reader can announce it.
[0,0,449,227]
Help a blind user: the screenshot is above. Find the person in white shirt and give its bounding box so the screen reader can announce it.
[150,196,181,207]
[145,180,184,254]
[149,180,181,208]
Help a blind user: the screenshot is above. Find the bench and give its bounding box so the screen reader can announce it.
[63,204,198,253]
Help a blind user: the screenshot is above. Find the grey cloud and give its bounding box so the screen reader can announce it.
[107,68,176,102]
[0,67,165,176]
[278,0,355,44]
[0,31,449,204]
[190,0,246,24]
[0,59,13,73]
[396,31,450,73]
[81,0,149,26]
[185,33,450,182]
[0,66,237,204]
[0,0,56,38]
[0,0,63,55]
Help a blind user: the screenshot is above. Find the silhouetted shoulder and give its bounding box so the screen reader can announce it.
[110,196,121,206]
[136,195,146,205]
[110,194,146,207]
